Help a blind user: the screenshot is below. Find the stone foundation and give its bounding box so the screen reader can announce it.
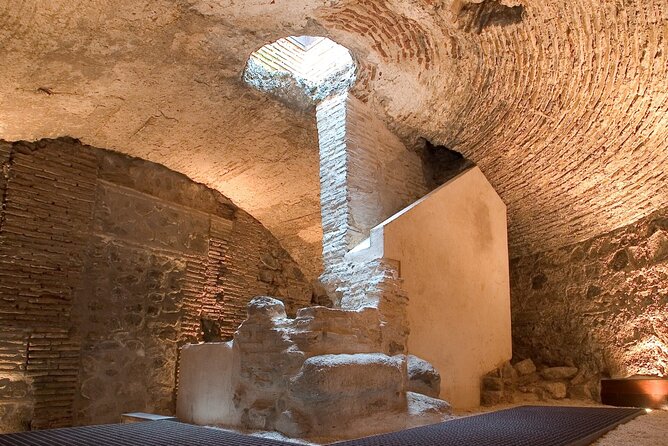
[482,358,601,405]
[233,296,404,436]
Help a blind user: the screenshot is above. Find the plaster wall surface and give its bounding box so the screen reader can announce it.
[0,138,312,433]
[375,167,512,408]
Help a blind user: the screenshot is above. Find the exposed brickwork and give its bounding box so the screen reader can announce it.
[321,0,437,71]
[0,139,96,430]
[0,327,31,433]
[220,211,312,339]
[317,93,427,287]
[179,257,208,345]
[199,217,233,337]
[0,138,312,433]
[28,329,80,429]
[0,0,665,302]
[371,0,668,259]
[322,0,668,262]
[316,93,426,354]
[349,59,377,103]
[0,142,11,221]
[510,206,668,382]
[345,94,428,247]
[0,0,664,422]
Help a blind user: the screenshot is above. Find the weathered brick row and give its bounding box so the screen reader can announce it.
[10,161,98,188]
[13,150,97,174]
[0,232,88,246]
[10,173,97,195]
[321,0,435,70]
[0,142,94,430]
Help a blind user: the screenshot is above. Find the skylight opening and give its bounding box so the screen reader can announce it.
[243,36,356,104]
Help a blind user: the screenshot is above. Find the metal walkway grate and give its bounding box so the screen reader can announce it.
[0,421,295,446]
[0,406,644,446]
[334,406,645,446]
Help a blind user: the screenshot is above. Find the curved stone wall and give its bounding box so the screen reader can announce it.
[0,138,312,433]
[511,206,668,380]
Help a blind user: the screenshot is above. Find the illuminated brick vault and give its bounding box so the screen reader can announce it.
[0,0,666,439]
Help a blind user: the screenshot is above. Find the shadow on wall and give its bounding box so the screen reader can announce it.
[0,137,313,433]
[419,138,476,188]
[455,0,525,34]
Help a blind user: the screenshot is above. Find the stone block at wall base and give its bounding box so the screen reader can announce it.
[284,353,406,436]
[482,359,601,406]
[176,342,240,426]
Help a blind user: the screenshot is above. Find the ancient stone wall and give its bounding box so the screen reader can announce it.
[1,0,666,303]
[510,206,668,384]
[336,259,410,356]
[0,138,312,433]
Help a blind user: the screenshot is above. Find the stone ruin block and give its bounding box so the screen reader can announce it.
[177,296,450,440]
[279,353,407,436]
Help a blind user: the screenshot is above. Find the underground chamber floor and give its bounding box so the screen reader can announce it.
[0,406,645,446]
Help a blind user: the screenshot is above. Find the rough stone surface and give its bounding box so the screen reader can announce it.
[0,138,312,433]
[232,297,388,434]
[514,359,537,376]
[407,355,441,398]
[540,382,568,400]
[177,296,452,441]
[0,0,666,435]
[568,384,593,401]
[482,359,600,405]
[482,377,504,392]
[285,353,406,436]
[541,367,579,381]
[480,390,508,406]
[511,206,668,380]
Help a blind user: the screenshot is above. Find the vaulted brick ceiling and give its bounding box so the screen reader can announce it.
[0,0,666,279]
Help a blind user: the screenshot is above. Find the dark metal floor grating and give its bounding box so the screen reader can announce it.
[0,406,645,446]
[333,406,645,446]
[0,421,297,446]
